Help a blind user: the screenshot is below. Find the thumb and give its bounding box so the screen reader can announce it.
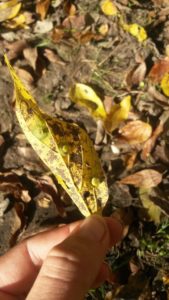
[27,215,122,300]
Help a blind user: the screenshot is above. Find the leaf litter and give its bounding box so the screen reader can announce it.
[1,0,169,298]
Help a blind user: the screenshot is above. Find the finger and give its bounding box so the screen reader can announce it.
[0,220,82,296]
[27,215,123,300]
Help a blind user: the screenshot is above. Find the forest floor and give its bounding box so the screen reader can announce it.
[0,0,169,299]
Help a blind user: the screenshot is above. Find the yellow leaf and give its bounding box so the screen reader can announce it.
[4,55,108,217]
[5,13,26,29]
[100,0,118,16]
[161,72,169,96]
[122,21,147,42]
[104,95,131,132]
[69,83,107,119]
[98,23,109,36]
[0,0,21,22]
[139,188,161,224]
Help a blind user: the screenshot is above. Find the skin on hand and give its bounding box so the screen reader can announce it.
[0,215,123,300]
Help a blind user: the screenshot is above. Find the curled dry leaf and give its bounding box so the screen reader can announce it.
[5,55,108,217]
[100,0,118,16]
[141,122,164,160]
[69,83,107,119]
[36,0,51,20]
[126,61,147,87]
[23,47,38,70]
[119,120,152,145]
[104,96,131,132]
[0,0,21,22]
[119,169,162,189]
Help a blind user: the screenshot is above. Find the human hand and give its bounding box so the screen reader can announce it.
[0,215,123,300]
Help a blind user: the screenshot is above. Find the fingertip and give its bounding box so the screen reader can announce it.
[105,217,123,246]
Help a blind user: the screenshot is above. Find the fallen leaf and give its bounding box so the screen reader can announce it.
[141,122,164,160]
[23,47,38,70]
[77,31,103,44]
[119,120,152,144]
[100,0,118,16]
[44,48,65,64]
[0,0,21,22]
[69,83,107,119]
[98,23,109,36]
[36,0,51,20]
[5,40,28,60]
[119,169,162,189]
[64,2,76,16]
[125,151,138,170]
[148,58,169,83]
[62,15,85,30]
[4,13,26,29]
[51,27,64,43]
[126,62,147,87]
[161,72,169,96]
[148,86,169,105]
[5,55,108,217]
[34,19,53,34]
[15,68,34,89]
[104,95,131,132]
[122,20,147,42]
[139,188,162,224]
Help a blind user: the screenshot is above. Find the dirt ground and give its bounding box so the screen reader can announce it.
[0,0,169,299]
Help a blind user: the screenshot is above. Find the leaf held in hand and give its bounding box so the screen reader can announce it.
[0,0,21,22]
[139,188,161,224]
[104,95,131,132]
[119,169,162,189]
[5,55,108,217]
[100,0,118,16]
[119,120,152,144]
[161,72,169,96]
[69,83,107,119]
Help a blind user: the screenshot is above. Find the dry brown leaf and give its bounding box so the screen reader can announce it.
[44,48,65,64]
[5,40,28,60]
[148,58,169,83]
[126,61,146,87]
[119,120,152,144]
[23,47,38,70]
[125,151,138,170]
[141,122,164,160]
[15,68,34,89]
[78,32,103,44]
[64,2,76,16]
[148,86,169,105]
[51,27,64,43]
[62,15,85,30]
[36,0,51,20]
[119,169,162,189]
